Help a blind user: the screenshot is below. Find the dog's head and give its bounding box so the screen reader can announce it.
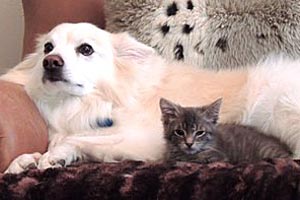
[27,23,154,97]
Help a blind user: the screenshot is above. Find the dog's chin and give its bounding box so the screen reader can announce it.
[42,76,89,96]
[42,76,68,84]
[42,75,82,86]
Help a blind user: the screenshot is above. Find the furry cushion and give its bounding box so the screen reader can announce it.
[1,159,300,200]
[105,0,300,70]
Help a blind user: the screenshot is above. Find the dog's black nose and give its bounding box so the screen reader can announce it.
[43,55,64,71]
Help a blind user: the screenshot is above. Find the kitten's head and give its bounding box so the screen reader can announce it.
[159,98,222,155]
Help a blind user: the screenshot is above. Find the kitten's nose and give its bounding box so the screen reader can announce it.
[186,143,193,148]
[185,136,194,148]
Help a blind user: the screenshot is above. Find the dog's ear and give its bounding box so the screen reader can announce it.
[35,33,48,52]
[0,33,46,85]
[111,32,155,62]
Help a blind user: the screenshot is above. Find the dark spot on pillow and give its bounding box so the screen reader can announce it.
[174,44,184,60]
[187,0,194,10]
[161,24,170,36]
[183,24,194,34]
[271,25,279,30]
[216,37,228,52]
[167,2,178,16]
[153,44,164,55]
[195,41,204,55]
[256,33,266,39]
[276,33,283,43]
[270,25,283,43]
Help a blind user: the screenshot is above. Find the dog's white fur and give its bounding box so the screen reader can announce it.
[3,23,300,173]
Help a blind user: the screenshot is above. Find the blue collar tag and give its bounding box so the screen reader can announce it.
[96,118,113,128]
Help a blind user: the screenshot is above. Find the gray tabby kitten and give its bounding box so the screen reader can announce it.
[160,98,292,164]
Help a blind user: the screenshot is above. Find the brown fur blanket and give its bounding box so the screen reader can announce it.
[1,159,300,200]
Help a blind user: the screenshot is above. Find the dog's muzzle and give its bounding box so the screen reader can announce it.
[42,55,66,83]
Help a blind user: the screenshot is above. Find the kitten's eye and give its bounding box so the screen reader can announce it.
[44,42,54,54]
[173,129,185,137]
[77,43,94,56]
[195,131,206,137]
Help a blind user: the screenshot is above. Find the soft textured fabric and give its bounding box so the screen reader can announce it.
[105,0,300,70]
[0,81,48,172]
[1,159,300,200]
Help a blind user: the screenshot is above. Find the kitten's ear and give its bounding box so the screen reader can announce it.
[203,98,222,124]
[111,32,155,62]
[159,98,181,120]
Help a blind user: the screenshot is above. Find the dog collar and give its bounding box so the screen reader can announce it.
[96,118,113,128]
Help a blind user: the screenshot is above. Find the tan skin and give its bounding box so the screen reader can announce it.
[22,0,105,57]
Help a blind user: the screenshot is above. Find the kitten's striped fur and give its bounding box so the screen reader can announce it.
[160,98,292,164]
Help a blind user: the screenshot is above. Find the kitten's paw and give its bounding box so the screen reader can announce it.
[5,152,42,174]
[200,157,222,164]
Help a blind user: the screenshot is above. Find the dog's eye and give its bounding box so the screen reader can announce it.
[44,42,54,54]
[77,43,94,56]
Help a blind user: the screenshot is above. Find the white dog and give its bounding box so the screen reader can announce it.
[3,23,300,174]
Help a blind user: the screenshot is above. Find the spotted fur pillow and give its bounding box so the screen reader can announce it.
[105,0,300,70]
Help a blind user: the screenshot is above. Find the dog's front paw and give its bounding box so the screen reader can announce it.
[5,152,42,174]
[37,148,78,169]
[37,152,64,169]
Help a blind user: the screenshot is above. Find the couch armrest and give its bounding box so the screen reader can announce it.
[0,80,48,172]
